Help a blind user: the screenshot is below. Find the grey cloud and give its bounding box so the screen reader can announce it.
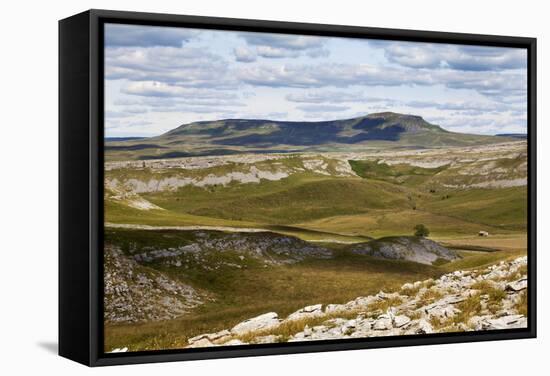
[105,24,196,47]
[238,62,525,103]
[105,46,238,89]
[238,63,431,88]
[256,46,300,58]
[234,47,257,62]
[119,83,246,107]
[240,32,329,59]
[377,42,527,71]
[242,33,325,50]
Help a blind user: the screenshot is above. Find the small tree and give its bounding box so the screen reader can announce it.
[414,224,430,237]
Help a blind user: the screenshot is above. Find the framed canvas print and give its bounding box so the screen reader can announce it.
[59,9,537,366]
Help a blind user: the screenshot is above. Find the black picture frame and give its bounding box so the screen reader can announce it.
[59,8,537,367]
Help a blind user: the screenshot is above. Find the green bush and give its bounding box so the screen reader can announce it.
[414,224,430,237]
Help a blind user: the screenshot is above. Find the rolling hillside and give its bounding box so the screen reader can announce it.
[105,112,515,160]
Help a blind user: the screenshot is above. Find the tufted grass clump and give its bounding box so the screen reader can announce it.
[415,288,444,309]
[453,294,482,326]
[515,290,528,316]
[367,296,404,313]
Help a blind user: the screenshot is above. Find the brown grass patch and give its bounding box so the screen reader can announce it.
[515,290,528,316]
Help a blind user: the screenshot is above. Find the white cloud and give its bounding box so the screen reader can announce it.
[234,47,257,62]
[378,42,527,71]
[105,46,237,89]
[239,33,330,59]
[105,24,196,47]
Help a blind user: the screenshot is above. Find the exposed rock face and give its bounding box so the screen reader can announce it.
[185,256,528,348]
[105,154,356,193]
[349,236,461,265]
[231,312,281,335]
[104,247,205,323]
[285,304,324,322]
[121,230,333,268]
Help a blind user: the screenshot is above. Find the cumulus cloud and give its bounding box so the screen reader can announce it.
[237,63,431,88]
[105,46,237,89]
[105,24,196,47]
[238,62,525,104]
[378,42,527,71]
[234,47,257,62]
[104,25,528,136]
[239,32,330,59]
[256,46,300,58]
[120,82,247,108]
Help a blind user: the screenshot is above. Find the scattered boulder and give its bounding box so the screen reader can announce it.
[373,315,393,330]
[393,315,411,328]
[187,338,214,348]
[349,236,461,265]
[506,278,527,292]
[185,256,528,348]
[231,312,280,335]
[286,304,323,321]
[416,319,434,334]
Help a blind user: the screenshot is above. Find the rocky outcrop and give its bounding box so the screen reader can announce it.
[116,229,333,268]
[185,256,528,348]
[104,246,205,323]
[349,236,461,265]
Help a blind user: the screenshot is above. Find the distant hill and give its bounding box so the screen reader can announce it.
[496,133,527,139]
[105,137,145,142]
[105,112,517,160]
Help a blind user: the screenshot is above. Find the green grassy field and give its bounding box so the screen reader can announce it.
[103,143,528,352]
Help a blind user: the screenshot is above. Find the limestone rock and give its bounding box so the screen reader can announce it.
[416,319,434,334]
[393,315,411,328]
[286,304,323,321]
[506,278,527,292]
[373,315,393,330]
[187,338,214,348]
[231,312,280,335]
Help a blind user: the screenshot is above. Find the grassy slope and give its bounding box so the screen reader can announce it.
[104,228,526,351]
[143,175,408,224]
[103,146,527,351]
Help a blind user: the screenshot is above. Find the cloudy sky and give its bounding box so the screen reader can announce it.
[104,23,527,137]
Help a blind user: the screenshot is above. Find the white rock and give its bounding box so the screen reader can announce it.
[416,319,434,334]
[187,338,214,348]
[393,315,411,328]
[286,304,323,321]
[109,347,128,353]
[324,304,347,314]
[373,316,393,330]
[481,315,527,330]
[223,339,246,346]
[506,279,528,292]
[231,312,280,335]
[427,305,459,319]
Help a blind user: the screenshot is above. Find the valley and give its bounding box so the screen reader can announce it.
[103,113,528,352]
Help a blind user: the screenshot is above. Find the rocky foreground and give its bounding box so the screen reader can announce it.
[186,257,528,348]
